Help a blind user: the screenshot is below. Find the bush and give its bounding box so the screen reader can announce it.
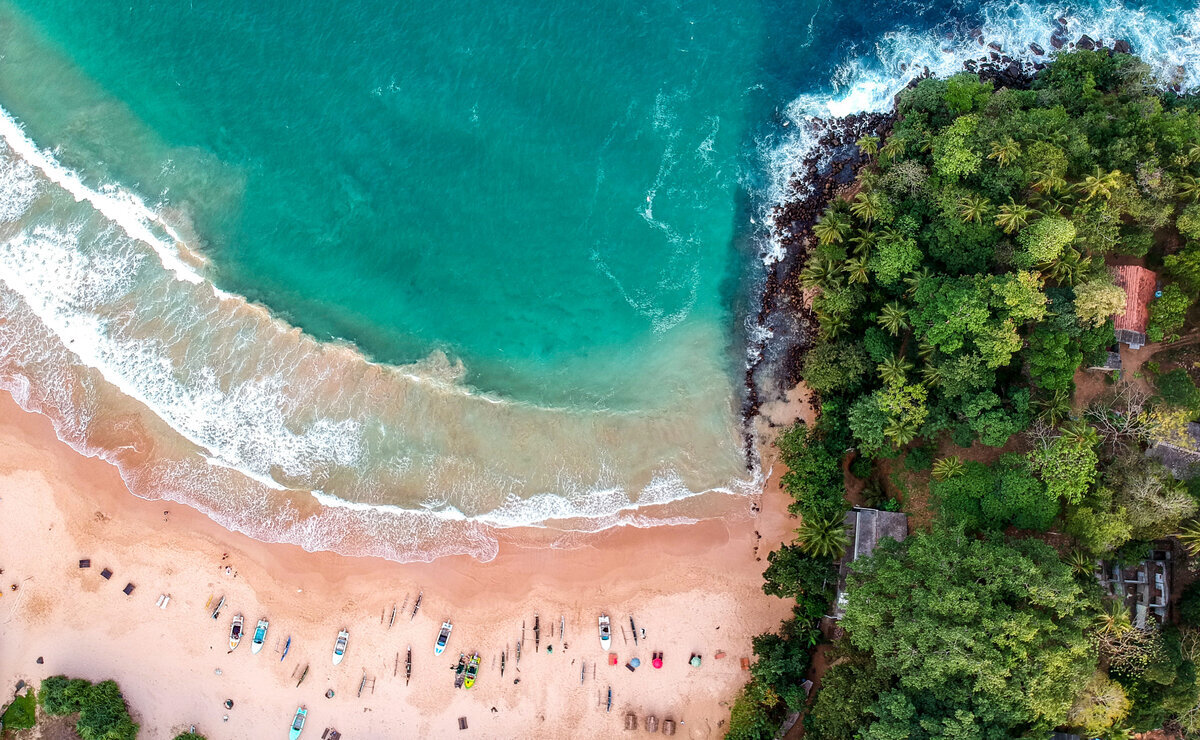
[174,734,208,740]
[1,689,37,731]
[904,445,934,472]
[38,676,138,740]
[1155,368,1200,412]
[40,676,92,716]
[1180,581,1200,627]
[1147,283,1192,343]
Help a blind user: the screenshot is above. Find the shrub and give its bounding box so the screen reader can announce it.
[1147,283,1192,343]
[1155,368,1200,412]
[40,676,92,716]
[1,689,37,731]
[1179,581,1200,627]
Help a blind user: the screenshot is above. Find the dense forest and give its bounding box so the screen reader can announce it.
[732,49,1200,739]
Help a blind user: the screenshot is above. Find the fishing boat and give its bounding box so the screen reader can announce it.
[210,595,226,620]
[281,636,292,662]
[606,686,613,712]
[598,615,611,651]
[251,618,269,654]
[453,653,467,688]
[464,653,480,689]
[228,614,244,651]
[405,646,412,686]
[411,591,423,621]
[434,621,452,655]
[289,705,307,740]
[332,629,349,666]
[630,616,638,645]
[500,650,506,677]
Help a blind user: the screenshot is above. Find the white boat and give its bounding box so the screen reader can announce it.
[332,629,349,666]
[229,614,244,651]
[434,621,453,656]
[289,705,307,740]
[599,615,611,651]
[251,618,269,654]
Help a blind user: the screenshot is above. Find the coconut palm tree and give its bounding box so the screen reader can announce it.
[817,310,848,339]
[800,257,840,289]
[796,515,850,559]
[1078,166,1123,201]
[850,230,877,258]
[877,302,909,336]
[1066,549,1095,577]
[1039,247,1087,286]
[915,338,935,360]
[1178,175,1200,202]
[987,137,1021,167]
[930,455,965,482]
[850,191,882,224]
[904,266,935,296]
[1178,519,1200,556]
[813,211,851,246]
[856,135,880,160]
[843,257,870,285]
[1031,169,1068,194]
[880,136,906,164]
[1094,598,1132,636]
[1034,388,1073,427]
[884,418,920,447]
[958,194,991,224]
[878,354,913,385]
[919,363,943,387]
[1061,419,1100,448]
[994,201,1036,234]
[1189,143,1200,164]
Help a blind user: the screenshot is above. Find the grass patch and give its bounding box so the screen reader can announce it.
[1,689,37,731]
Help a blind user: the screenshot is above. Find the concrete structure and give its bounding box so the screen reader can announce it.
[832,507,909,619]
[1095,549,1172,628]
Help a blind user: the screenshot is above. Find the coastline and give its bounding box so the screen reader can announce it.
[0,389,797,738]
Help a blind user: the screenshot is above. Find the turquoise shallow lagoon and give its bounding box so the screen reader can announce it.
[0,0,1196,560]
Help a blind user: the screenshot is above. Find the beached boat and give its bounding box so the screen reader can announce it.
[251,618,269,654]
[453,653,467,688]
[281,635,291,662]
[598,615,611,651]
[463,652,480,689]
[229,614,244,651]
[289,705,307,740]
[434,621,452,655]
[405,646,412,686]
[332,629,349,665]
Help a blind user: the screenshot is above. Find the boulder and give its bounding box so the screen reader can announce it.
[1113,39,1133,54]
[1029,42,1045,56]
[987,41,1002,51]
[1050,33,1067,50]
[1077,34,1096,50]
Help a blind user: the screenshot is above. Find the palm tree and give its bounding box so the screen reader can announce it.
[813,211,851,246]
[987,137,1021,167]
[877,302,909,336]
[800,257,839,289]
[1078,166,1123,201]
[796,515,850,559]
[884,418,920,447]
[1061,419,1100,448]
[843,257,870,285]
[817,310,848,339]
[880,136,906,163]
[1066,549,1095,577]
[878,354,913,385]
[1031,169,1068,194]
[994,201,1036,234]
[1178,519,1200,556]
[1189,143,1200,164]
[1178,175,1200,202]
[850,191,882,224]
[904,267,934,296]
[915,338,935,360]
[930,456,965,482]
[1094,599,1132,636]
[919,363,943,387]
[958,194,991,224]
[856,136,880,159]
[850,230,877,258]
[1039,247,1086,286]
[1034,388,1073,427]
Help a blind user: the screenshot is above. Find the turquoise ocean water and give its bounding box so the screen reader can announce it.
[0,0,1196,560]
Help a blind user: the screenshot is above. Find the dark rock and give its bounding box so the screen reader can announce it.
[987,42,1002,52]
[1113,39,1132,54]
[1050,34,1067,50]
[977,36,986,46]
[1056,15,1069,27]
[1077,34,1096,50]
[1030,43,1045,55]
[989,52,1001,62]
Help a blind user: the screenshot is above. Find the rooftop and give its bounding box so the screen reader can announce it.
[833,507,909,619]
[1111,264,1157,348]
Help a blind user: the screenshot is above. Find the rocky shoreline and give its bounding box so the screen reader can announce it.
[742,34,1139,452]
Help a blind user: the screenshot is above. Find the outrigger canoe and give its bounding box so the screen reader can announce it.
[251,618,269,654]
[434,621,452,656]
[332,629,349,666]
[281,635,291,662]
[229,614,244,651]
[453,653,467,688]
[464,652,480,689]
[289,705,307,740]
[598,615,611,651]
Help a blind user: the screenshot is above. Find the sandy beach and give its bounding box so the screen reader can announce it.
[0,390,799,739]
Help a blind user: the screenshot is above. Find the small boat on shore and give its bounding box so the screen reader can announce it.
[229,614,244,651]
[281,635,292,662]
[464,652,480,689]
[453,653,467,688]
[434,621,452,655]
[289,705,307,740]
[599,615,611,651]
[332,629,349,666]
[251,618,269,654]
[211,595,226,620]
[405,646,412,686]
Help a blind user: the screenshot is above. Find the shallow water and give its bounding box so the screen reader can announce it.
[0,0,1196,560]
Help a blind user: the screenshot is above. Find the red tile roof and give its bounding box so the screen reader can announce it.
[1112,265,1157,334]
